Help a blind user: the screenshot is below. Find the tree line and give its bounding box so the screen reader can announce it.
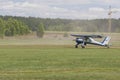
[0,18,31,38]
[0,15,120,38]
[0,16,45,38]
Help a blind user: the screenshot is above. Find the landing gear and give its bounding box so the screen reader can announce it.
[105,44,110,48]
[75,43,79,48]
[75,43,85,48]
[75,45,78,48]
[81,42,85,48]
[81,45,85,48]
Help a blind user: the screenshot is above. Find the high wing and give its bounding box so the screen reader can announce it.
[71,34,103,38]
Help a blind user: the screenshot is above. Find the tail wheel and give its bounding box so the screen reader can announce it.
[105,45,110,48]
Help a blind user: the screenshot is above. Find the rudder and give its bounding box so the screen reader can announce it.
[102,36,111,45]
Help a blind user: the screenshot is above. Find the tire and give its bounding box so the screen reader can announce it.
[75,45,78,48]
[81,45,85,48]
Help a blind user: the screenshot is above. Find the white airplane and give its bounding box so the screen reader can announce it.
[71,34,111,48]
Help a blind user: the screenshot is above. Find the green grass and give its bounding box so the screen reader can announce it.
[0,45,120,80]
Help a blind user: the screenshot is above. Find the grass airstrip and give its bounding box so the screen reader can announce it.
[0,32,119,80]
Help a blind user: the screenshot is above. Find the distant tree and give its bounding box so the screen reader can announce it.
[5,18,30,36]
[18,21,30,35]
[0,18,5,38]
[36,23,44,38]
[5,18,17,36]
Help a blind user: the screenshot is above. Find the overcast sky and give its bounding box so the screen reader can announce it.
[0,0,120,19]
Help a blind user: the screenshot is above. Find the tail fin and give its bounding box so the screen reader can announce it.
[102,36,111,45]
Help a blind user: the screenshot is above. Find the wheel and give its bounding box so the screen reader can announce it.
[75,45,78,48]
[105,45,110,48]
[81,45,85,48]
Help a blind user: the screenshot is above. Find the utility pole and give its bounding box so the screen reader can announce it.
[108,5,112,33]
[108,6,117,33]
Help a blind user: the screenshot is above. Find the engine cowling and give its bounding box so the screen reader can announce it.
[76,38,83,43]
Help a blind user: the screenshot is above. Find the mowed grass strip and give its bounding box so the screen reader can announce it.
[0,45,120,80]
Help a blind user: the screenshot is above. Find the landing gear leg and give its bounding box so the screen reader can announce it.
[75,43,79,48]
[81,42,85,48]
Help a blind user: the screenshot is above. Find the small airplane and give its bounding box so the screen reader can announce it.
[71,34,111,48]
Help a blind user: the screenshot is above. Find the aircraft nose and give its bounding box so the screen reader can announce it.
[76,38,83,43]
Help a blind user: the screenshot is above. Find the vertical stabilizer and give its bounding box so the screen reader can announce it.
[102,36,111,45]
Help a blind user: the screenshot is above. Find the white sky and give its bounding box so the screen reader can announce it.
[0,0,120,19]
